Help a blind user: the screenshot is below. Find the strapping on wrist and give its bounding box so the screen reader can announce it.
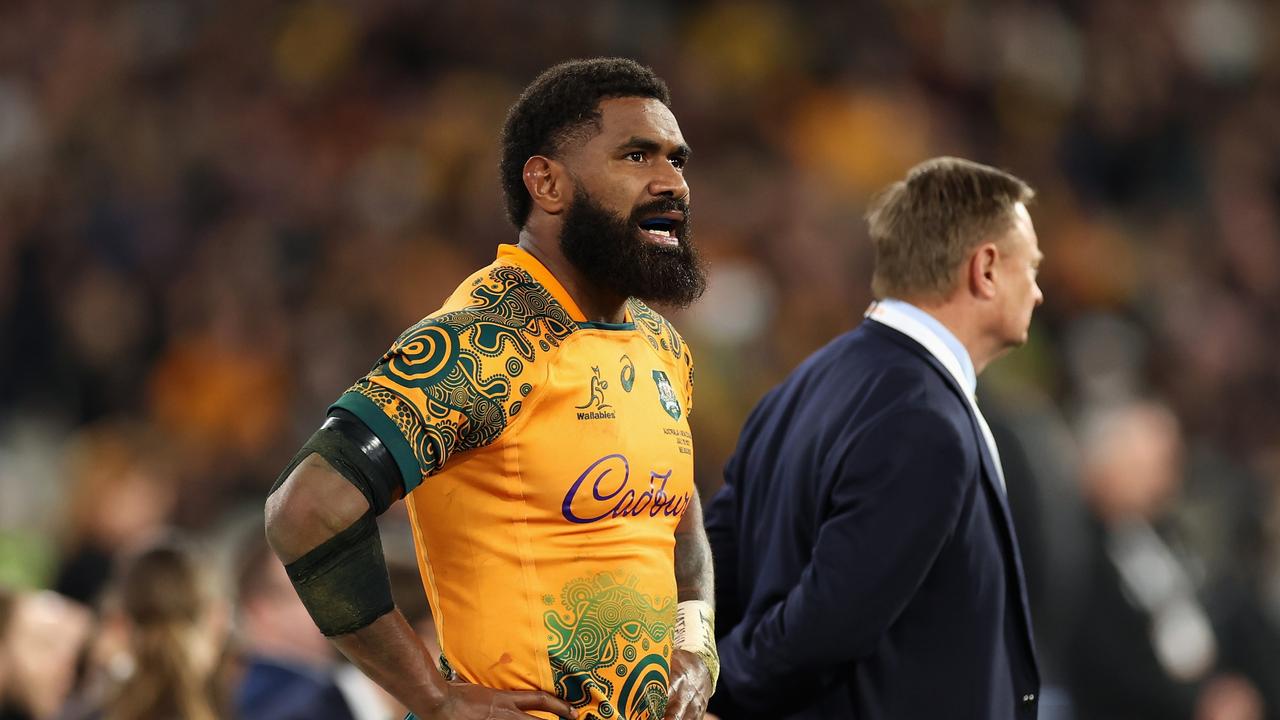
[674,599,719,692]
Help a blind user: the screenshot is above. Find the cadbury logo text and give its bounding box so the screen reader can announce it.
[561,453,690,524]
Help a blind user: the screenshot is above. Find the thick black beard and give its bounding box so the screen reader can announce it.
[558,191,707,309]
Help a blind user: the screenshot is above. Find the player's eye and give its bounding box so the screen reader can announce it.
[625,151,646,162]
[670,156,686,170]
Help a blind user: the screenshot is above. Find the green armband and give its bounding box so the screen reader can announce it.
[284,510,395,637]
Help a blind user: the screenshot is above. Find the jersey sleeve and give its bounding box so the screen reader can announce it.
[330,265,579,494]
[329,315,493,494]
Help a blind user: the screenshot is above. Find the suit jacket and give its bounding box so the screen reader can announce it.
[705,320,1039,719]
[237,658,357,720]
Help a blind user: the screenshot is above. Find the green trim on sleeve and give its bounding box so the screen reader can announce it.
[329,391,423,492]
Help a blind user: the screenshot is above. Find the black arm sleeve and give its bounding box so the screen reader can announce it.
[268,410,405,636]
[271,408,404,515]
[284,510,395,636]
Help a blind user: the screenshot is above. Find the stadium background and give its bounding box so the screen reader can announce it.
[1,0,1279,717]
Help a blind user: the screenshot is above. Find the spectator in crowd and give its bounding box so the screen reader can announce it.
[81,539,230,720]
[233,531,357,720]
[54,423,177,606]
[1066,400,1264,720]
[0,587,91,720]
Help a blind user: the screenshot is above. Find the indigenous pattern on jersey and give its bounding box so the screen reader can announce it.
[331,245,695,720]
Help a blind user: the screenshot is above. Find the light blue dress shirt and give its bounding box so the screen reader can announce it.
[875,298,976,395]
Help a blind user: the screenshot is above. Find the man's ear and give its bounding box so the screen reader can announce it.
[523,155,569,216]
[969,243,1000,300]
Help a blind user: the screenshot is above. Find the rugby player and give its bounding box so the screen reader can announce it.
[265,58,717,720]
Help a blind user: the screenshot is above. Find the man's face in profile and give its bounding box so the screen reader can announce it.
[557,97,706,308]
[993,202,1044,348]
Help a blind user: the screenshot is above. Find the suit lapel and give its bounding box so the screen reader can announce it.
[865,321,1041,679]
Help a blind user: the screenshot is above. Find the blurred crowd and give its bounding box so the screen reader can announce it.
[1,0,1279,717]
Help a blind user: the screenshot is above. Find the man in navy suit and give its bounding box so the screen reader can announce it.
[706,157,1044,720]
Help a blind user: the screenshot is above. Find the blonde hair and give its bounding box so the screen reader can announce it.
[105,541,222,720]
[866,157,1034,301]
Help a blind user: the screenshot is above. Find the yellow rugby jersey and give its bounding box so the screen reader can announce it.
[330,244,695,720]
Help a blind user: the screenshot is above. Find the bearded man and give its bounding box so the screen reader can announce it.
[266,58,717,720]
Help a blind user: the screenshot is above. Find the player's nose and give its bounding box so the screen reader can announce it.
[648,161,688,200]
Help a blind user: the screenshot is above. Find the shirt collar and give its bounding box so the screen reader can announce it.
[495,243,634,325]
[865,298,977,396]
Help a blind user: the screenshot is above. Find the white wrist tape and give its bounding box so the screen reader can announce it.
[674,600,719,691]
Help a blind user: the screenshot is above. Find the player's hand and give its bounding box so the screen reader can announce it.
[415,679,578,720]
[664,648,713,720]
